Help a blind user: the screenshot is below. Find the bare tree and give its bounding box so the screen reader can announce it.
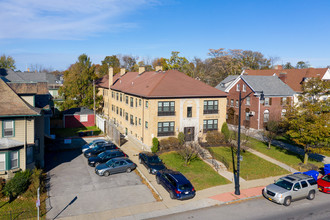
[178,143,198,166]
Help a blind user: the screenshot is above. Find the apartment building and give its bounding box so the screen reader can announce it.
[97,67,227,147]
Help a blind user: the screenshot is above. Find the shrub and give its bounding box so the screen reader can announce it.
[178,144,198,166]
[221,122,230,143]
[206,131,225,146]
[3,170,32,201]
[159,137,181,151]
[151,137,159,153]
[178,132,185,146]
[24,168,44,198]
[0,177,5,198]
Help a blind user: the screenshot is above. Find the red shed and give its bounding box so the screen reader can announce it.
[62,107,95,128]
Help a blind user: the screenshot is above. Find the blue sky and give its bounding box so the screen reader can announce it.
[1,0,329,71]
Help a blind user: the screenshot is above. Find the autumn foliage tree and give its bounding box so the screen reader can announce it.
[0,54,16,70]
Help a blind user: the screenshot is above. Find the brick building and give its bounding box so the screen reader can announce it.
[216,75,295,130]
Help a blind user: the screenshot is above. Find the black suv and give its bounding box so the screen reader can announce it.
[138,152,166,174]
[88,149,128,167]
[84,143,118,158]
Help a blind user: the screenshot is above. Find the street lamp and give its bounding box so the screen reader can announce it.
[234,90,264,195]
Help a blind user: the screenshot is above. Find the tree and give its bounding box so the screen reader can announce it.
[221,122,230,143]
[121,55,138,71]
[296,61,310,69]
[59,54,102,110]
[98,55,121,76]
[240,50,272,70]
[283,62,294,69]
[0,55,16,69]
[178,143,198,166]
[151,137,159,153]
[263,120,281,149]
[164,51,190,73]
[283,78,330,164]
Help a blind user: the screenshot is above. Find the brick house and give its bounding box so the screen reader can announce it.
[0,79,45,179]
[216,75,295,130]
[96,67,227,148]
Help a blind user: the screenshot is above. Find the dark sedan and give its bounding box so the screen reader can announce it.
[95,157,137,176]
[156,169,196,200]
[84,143,118,158]
[88,149,128,167]
[138,152,166,174]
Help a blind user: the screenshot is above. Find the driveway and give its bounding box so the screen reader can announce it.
[45,141,155,219]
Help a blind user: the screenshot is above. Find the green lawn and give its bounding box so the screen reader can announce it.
[248,138,324,171]
[159,152,230,190]
[210,147,289,180]
[51,126,102,138]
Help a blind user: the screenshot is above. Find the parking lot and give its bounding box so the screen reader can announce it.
[45,140,155,219]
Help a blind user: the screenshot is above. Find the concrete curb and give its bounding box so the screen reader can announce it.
[135,167,163,201]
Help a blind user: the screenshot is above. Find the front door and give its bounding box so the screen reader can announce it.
[184,127,195,142]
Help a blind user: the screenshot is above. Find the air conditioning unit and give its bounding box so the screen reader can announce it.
[249,111,255,116]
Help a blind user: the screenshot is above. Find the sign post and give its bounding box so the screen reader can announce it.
[36,187,40,220]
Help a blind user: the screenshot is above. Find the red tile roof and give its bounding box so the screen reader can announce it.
[97,70,227,98]
[243,68,328,92]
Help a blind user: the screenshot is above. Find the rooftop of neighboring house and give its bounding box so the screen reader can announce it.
[216,75,296,97]
[0,79,40,117]
[242,66,329,92]
[97,69,227,98]
[62,107,94,115]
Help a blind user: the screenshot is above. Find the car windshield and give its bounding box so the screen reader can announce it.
[322,175,330,182]
[178,183,192,190]
[106,160,115,167]
[98,152,106,159]
[93,145,102,151]
[274,179,293,190]
[148,156,161,163]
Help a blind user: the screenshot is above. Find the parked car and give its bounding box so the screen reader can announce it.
[317,174,330,193]
[81,139,109,152]
[84,143,118,158]
[263,173,318,206]
[95,157,137,176]
[138,152,166,174]
[156,169,195,200]
[88,149,128,167]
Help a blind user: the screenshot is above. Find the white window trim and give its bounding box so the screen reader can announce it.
[0,154,5,171]
[80,115,88,122]
[10,151,18,169]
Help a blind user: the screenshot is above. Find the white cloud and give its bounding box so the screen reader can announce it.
[0,0,157,40]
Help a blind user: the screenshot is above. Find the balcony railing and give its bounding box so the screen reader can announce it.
[158,111,176,116]
[157,131,175,137]
[203,109,219,114]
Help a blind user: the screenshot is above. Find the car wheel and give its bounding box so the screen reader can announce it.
[283,196,291,206]
[139,158,142,164]
[170,191,176,200]
[95,162,100,167]
[156,176,160,184]
[103,171,110,177]
[307,190,315,200]
[126,168,132,173]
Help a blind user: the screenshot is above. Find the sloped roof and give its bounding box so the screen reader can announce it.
[8,82,49,94]
[102,70,227,98]
[243,68,328,92]
[241,75,296,96]
[0,79,40,117]
[62,107,94,115]
[215,75,239,92]
[0,138,24,150]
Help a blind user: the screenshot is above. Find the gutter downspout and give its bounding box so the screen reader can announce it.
[23,117,27,170]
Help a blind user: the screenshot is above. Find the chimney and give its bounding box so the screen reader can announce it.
[279,72,287,83]
[274,65,283,70]
[139,66,145,75]
[155,66,163,72]
[108,67,113,88]
[120,68,126,76]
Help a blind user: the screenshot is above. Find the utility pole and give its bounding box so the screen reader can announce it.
[93,79,96,126]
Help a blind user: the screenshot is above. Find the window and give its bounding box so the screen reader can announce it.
[0,154,5,170]
[139,99,141,106]
[246,97,250,105]
[130,97,134,107]
[264,97,271,106]
[27,146,34,164]
[3,120,14,137]
[135,117,137,126]
[230,99,234,107]
[301,181,308,188]
[307,179,317,186]
[125,113,128,121]
[116,93,119,100]
[245,111,250,121]
[203,119,218,133]
[187,107,192,118]
[293,183,301,190]
[158,122,175,136]
[145,121,148,129]
[242,84,246,92]
[112,105,114,112]
[120,93,123,102]
[139,118,141,125]
[120,108,122,116]
[80,115,88,122]
[281,97,287,105]
[204,100,218,114]
[126,96,128,104]
[112,91,114,98]
[135,98,137,107]
[10,151,18,169]
[130,115,134,125]
[158,101,175,116]
[264,110,269,123]
[281,109,286,117]
[236,100,239,108]
[236,84,240,91]
[145,101,149,108]
[116,107,118,114]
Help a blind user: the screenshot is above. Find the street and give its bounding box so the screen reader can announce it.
[153,192,330,220]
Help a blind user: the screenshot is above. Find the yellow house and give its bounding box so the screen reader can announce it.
[97,67,227,148]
